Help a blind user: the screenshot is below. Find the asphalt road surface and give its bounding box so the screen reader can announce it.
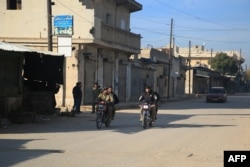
[1,94,250,167]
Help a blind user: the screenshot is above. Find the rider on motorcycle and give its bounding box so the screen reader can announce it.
[138,86,158,122]
[97,87,114,121]
[107,86,119,120]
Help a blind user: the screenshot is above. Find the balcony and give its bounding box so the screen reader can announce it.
[94,20,141,54]
[116,0,142,12]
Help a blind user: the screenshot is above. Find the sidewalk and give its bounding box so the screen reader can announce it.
[81,94,203,111]
[0,94,203,128]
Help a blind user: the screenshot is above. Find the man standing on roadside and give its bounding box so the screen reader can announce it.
[72,82,82,115]
[91,82,101,114]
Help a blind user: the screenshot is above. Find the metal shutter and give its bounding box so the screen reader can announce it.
[103,62,113,87]
[130,67,141,101]
[118,64,126,102]
[84,59,96,104]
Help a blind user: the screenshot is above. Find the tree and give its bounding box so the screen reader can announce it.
[210,52,239,75]
[246,69,250,81]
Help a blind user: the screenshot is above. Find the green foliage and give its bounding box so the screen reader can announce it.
[246,69,250,81]
[211,52,239,75]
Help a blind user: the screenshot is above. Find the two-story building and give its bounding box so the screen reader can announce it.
[137,48,186,98]
[0,0,142,110]
[176,45,244,94]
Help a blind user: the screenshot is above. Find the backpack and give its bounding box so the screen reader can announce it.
[113,93,119,104]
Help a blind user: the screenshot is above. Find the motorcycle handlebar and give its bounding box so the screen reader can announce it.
[138,104,155,108]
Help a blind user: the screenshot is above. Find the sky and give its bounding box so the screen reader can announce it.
[130,0,250,69]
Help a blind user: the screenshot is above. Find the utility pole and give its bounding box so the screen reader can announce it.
[188,40,191,95]
[246,64,248,91]
[173,37,175,57]
[47,0,53,51]
[210,48,213,69]
[208,48,213,90]
[167,18,173,99]
[239,49,242,73]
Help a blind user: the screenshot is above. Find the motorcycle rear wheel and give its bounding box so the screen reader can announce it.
[105,114,111,127]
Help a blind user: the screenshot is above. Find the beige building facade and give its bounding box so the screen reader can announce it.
[138,48,186,98]
[176,45,243,69]
[0,0,142,109]
[175,45,243,94]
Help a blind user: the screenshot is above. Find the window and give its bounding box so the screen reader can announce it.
[106,13,112,25]
[120,19,126,30]
[7,0,22,10]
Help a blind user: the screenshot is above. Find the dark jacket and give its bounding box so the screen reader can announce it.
[73,86,82,99]
[93,86,101,102]
[138,91,157,104]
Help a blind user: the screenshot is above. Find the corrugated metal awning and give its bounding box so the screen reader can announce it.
[0,41,64,84]
[0,42,63,56]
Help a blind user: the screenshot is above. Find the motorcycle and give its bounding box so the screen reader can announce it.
[96,101,111,129]
[140,102,154,129]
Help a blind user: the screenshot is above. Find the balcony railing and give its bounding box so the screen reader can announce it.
[116,0,142,12]
[98,21,141,53]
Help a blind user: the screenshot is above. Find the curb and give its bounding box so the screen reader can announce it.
[115,94,203,110]
[60,94,204,112]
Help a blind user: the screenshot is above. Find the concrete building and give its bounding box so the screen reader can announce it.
[0,0,142,110]
[175,45,244,94]
[176,45,244,69]
[138,48,186,98]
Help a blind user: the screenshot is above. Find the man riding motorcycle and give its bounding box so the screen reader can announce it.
[97,87,114,121]
[138,86,158,122]
[107,86,119,120]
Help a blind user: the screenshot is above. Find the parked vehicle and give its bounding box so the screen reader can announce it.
[140,102,154,129]
[206,87,227,103]
[96,101,111,129]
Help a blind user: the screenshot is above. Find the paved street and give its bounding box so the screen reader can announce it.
[1,94,250,167]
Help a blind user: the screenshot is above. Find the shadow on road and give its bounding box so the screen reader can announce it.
[0,138,64,167]
[0,111,239,134]
[1,94,250,167]
[0,103,245,167]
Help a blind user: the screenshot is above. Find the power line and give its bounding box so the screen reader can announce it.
[132,15,170,26]
[54,0,93,23]
[175,25,250,32]
[174,35,250,44]
[154,0,233,28]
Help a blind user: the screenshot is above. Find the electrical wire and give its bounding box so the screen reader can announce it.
[54,0,93,23]
[154,0,234,28]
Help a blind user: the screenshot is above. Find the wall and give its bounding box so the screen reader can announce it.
[0,0,142,110]
[0,1,47,38]
[0,51,23,117]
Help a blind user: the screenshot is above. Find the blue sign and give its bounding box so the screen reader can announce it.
[54,15,73,35]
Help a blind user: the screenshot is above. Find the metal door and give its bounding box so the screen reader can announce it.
[103,62,113,87]
[84,59,96,104]
[130,67,141,101]
[118,64,126,102]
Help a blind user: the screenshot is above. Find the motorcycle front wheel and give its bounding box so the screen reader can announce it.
[142,112,147,129]
[96,111,103,129]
